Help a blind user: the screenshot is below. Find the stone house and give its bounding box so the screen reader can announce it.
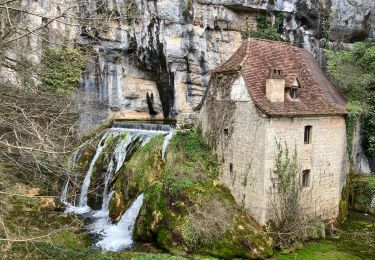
[196,38,348,225]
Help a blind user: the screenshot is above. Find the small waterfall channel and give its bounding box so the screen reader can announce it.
[61,121,174,251]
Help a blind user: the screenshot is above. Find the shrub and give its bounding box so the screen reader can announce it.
[325,43,375,157]
[243,13,281,41]
[351,175,375,212]
[41,47,86,94]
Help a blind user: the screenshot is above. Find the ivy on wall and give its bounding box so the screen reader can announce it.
[345,102,363,162]
[205,73,238,149]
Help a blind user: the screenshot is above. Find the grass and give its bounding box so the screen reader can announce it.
[7,242,186,259]
[275,211,375,260]
[275,240,360,260]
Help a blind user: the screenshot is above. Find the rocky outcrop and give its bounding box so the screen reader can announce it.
[59,0,375,132]
[3,0,375,131]
[330,0,375,42]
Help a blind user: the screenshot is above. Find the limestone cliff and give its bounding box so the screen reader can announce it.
[2,0,374,131]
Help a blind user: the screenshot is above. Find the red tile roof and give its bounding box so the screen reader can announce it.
[206,38,347,117]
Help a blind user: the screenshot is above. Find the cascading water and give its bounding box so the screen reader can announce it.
[96,193,144,251]
[60,180,69,204]
[162,131,174,159]
[60,149,81,204]
[66,132,113,214]
[61,122,174,251]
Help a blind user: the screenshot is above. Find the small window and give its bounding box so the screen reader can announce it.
[223,128,229,135]
[302,170,310,187]
[229,163,233,173]
[290,87,298,99]
[304,125,312,144]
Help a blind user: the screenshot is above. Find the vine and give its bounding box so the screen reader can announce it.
[205,73,239,149]
[269,141,323,250]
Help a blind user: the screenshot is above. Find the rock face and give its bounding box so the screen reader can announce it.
[330,0,375,42]
[2,0,375,131]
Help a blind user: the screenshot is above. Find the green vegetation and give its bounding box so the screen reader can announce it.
[7,242,185,259]
[275,240,360,260]
[41,47,86,94]
[345,102,363,160]
[243,13,282,41]
[16,56,38,89]
[325,43,375,158]
[107,130,272,258]
[0,164,183,260]
[337,211,375,259]
[351,174,375,213]
[274,141,298,191]
[270,141,323,250]
[276,211,375,260]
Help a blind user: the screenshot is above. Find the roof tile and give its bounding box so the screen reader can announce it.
[213,38,347,117]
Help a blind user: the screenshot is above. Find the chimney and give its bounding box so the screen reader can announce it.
[266,68,285,102]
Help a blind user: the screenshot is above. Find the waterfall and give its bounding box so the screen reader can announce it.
[62,123,174,251]
[60,180,69,204]
[112,121,173,132]
[66,132,112,214]
[60,148,81,204]
[93,133,133,218]
[79,133,111,207]
[96,193,144,251]
[162,131,174,159]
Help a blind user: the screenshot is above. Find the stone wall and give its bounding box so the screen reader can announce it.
[264,116,348,222]
[200,74,348,224]
[200,75,269,223]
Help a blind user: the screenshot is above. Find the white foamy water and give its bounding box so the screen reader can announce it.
[96,193,144,251]
[60,179,69,204]
[101,134,133,212]
[162,131,174,159]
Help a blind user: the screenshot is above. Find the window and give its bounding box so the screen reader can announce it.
[290,87,298,99]
[223,128,229,135]
[304,125,312,144]
[229,163,233,173]
[274,69,282,76]
[302,170,310,187]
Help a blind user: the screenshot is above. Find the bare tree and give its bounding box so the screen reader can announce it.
[269,140,325,251]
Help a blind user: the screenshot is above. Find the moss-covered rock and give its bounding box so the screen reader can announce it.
[109,134,164,221]
[108,130,273,258]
